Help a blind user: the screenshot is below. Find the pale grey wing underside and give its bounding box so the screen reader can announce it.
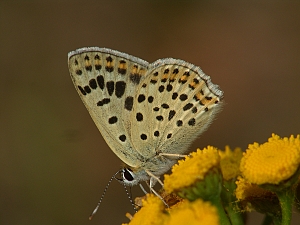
[68,47,150,167]
[68,47,224,170]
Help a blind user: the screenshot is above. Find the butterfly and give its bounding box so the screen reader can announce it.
[68,47,223,215]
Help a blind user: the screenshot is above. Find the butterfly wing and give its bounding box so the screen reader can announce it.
[131,58,223,158]
[68,47,150,167]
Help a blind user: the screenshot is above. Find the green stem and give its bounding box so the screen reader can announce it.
[221,181,243,225]
[225,204,244,225]
[276,188,295,225]
[210,197,232,225]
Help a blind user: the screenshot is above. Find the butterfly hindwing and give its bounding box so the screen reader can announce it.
[131,59,223,157]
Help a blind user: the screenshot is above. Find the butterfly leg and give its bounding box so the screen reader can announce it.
[137,178,170,209]
[144,170,169,207]
[139,183,148,195]
[146,170,164,187]
[149,187,169,207]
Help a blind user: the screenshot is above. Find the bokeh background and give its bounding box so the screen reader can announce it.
[1,1,300,224]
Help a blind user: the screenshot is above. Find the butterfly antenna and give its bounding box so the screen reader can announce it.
[88,171,120,220]
[122,183,138,213]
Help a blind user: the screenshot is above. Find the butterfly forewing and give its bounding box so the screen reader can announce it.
[68,47,150,167]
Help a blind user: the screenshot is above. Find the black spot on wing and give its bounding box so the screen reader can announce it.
[118,68,126,75]
[108,116,118,124]
[158,85,165,92]
[173,68,179,74]
[140,134,147,140]
[119,135,126,142]
[179,94,188,101]
[84,86,91,94]
[97,75,105,90]
[161,103,169,109]
[156,115,163,121]
[153,107,159,111]
[148,96,154,103]
[76,70,82,75]
[136,112,143,122]
[85,65,92,72]
[188,118,196,126]
[138,94,146,103]
[95,64,102,70]
[106,81,114,96]
[89,79,97,89]
[115,81,126,98]
[105,66,114,72]
[125,96,134,111]
[172,92,178,100]
[183,103,193,111]
[97,98,110,106]
[106,56,113,62]
[168,110,176,120]
[167,84,173,92]
[130,73,141,84]
[78,86,86,95]
[176,120,183,127]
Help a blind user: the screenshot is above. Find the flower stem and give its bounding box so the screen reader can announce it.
[210,197,231,225]
[225,204,243,225]
[276,188,295,225]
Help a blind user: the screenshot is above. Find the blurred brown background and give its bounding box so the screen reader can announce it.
[1,1,300,224]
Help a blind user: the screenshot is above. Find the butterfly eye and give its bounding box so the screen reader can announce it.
[123,168,134,182]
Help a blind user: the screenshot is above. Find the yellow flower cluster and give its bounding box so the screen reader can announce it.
[123,195,220,225]
[123,134,300,225]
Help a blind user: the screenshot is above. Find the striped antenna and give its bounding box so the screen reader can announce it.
[122,182,138,213]
[88,170,120,220]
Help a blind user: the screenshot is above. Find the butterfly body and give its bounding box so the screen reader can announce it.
[68,47,223,186]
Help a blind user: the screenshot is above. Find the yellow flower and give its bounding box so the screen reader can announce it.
[164,146,220,194]
[167,199,220,225]
[219,146,243,180]
[240,134,300,185]
[123,194,169,225]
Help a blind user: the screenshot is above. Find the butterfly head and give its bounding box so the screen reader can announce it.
[115,167,149,186]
